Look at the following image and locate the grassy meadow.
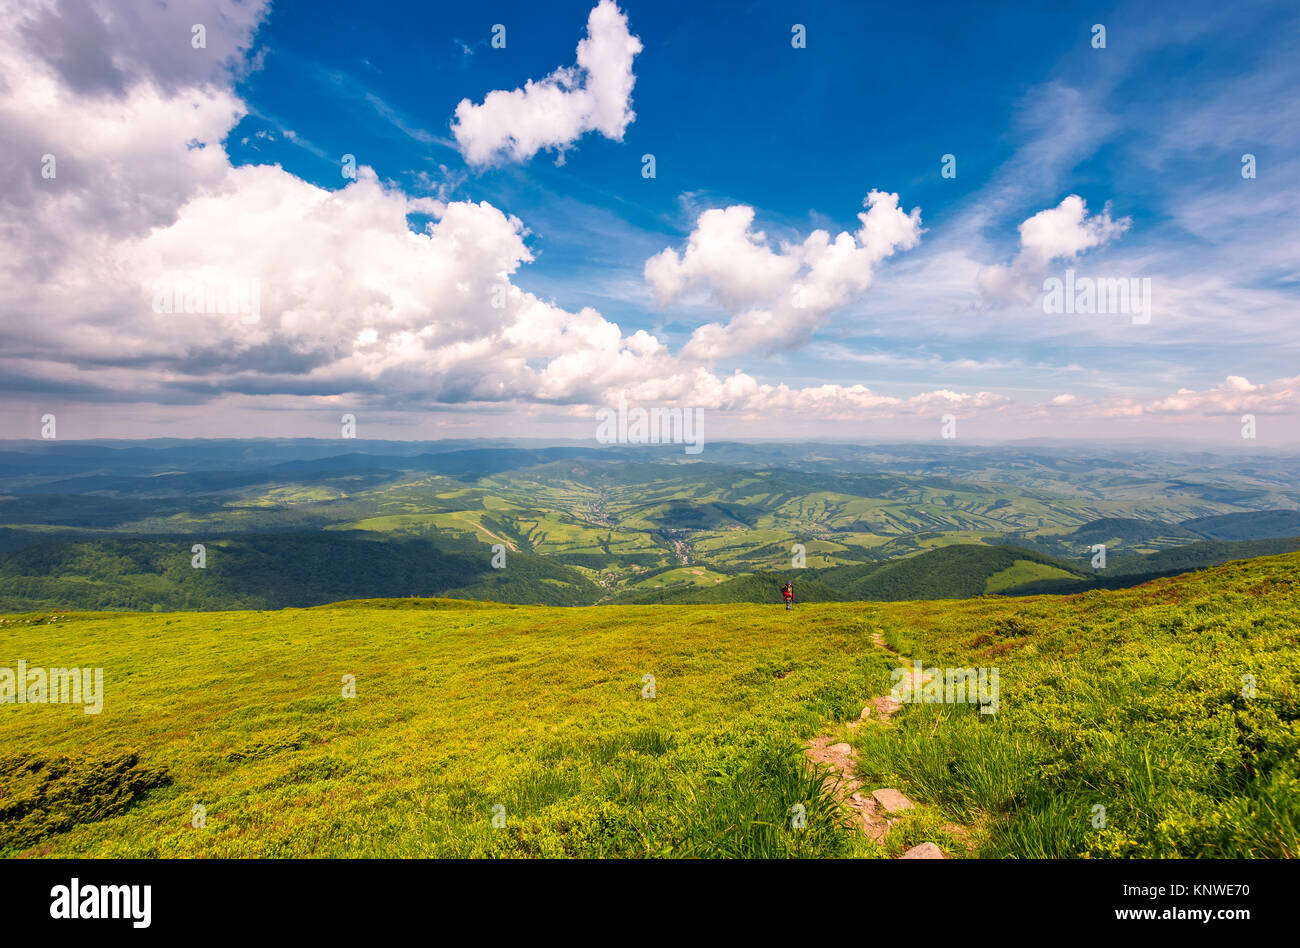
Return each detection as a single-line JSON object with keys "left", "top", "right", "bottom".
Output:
{"left": 1, "top": 553, "right": 1297, "bottom": 858}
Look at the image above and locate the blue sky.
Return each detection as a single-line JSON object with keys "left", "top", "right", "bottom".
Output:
{"left": 1, "top": 0, "right": 1297, "bottom": 443}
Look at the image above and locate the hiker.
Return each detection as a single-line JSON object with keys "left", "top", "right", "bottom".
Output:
{"left": 783, "top": 581, "right": 794, "bottom": 610}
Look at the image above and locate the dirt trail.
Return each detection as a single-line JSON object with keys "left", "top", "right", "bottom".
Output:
{"left": 804, "top": 630, "right": 970, "bottom": 856}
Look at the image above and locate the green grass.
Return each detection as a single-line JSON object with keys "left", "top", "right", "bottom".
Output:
{"left": 631, "top": 567, "right": 728, "bottom": 589}
{"left": 984, "top": 559, "right": 1078, "bottom": 594}
{"left": 2, "top": 553, "right": 1296, "bottom": 858}
{"left": 852, "top": 554, "right": 1300, "bottom": 858}
{"left": 0, "top": 600, "right": 895, "bottom": 857}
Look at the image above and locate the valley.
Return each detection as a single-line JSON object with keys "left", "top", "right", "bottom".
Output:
{"left": 1, "top": 440, "right": 1297, "bottom": 612}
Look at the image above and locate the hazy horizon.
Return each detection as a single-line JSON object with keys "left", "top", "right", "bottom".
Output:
{"left": 5, "top": 433, "right": 1300, "bottom": 452}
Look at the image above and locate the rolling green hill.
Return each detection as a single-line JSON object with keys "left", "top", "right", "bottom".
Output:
{"left": 3, "top": 552, "right": 1296, "bottom": 858}
{"left": 612, "top": 538, "right": 1300, "bottom": 605}
{"left": 8, "top": 440, "right": 1298, "bottom": 581}
{"left": 8, "top": 532, "right": 1296, "bottom": 612}
{"left": 1106, "top": 537, "right": 1300, "bottom": 575}
{"left": 0, "top": 534, "right": 601, "bottom": 611}
{"left": 1059, "top": 516, "right": 1201, "bottom": 547}
{"left": 3, "top": 440, "right": 1298, "bottom": 606}
{"left": 815, "top": 545, "right": 1092, "bottom": 600}
{"left": 1181, "top": 509, "right": 1300, "bottom": 541}
{"left": 629, "top": 545, "right": 1095, "bottom": 604}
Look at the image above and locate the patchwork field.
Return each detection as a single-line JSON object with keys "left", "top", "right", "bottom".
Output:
{"left": 4, "top": 442, "right": 1299, "bottom": 610}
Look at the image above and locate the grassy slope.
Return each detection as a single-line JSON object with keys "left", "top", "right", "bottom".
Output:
{"left": 1, "top": 553, "right": 1296, "bottom": 858}
{"left": 613, "top": 571, "right": 843, "bottom": 605}
{"left": 1106, "top": 537, "right": 1300, "bottom": 575}
{"left": 0, "top": 599, "right": 893, "bottom": 858}
{"left": 983, "top": 559, "right": 1077, "bottom": 593}
{"left": 854, "top": 554, "right": 1299, "bottom": 857}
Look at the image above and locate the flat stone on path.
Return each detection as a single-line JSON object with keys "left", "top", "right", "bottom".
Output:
{"left": 871, "top": 788, "right": 915, "bottom": 813}
{"left": 829, "top": 742, "right": 852, "bottom": 755}
{"left": 869, "top": 696, "right": 903, "bottom": 718}
{"left": 901, "top": 842, "right": 945, "bottom": 859}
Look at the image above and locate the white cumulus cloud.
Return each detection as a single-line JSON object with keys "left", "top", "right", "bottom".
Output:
{"left": 0, "top": 0, "right": 1014, "bottom": 435}
{"left": 646, "top": 191, "right": 923, "bottom": 360}
{"left": 978, "top": 194, "right": 1130, "bottom": 306}
{"left": 451, "top": 0, "right": 642, "bottom": 166}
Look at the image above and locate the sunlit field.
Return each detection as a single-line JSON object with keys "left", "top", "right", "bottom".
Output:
{"left": 4, "top": 554, "right": 1295, "bottom": 858}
